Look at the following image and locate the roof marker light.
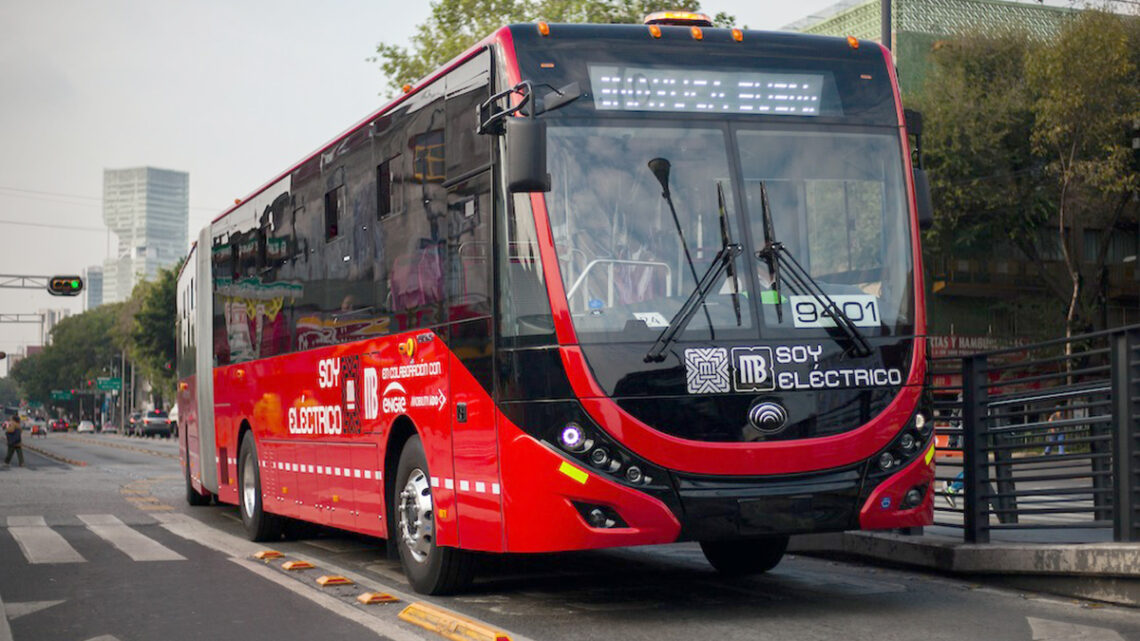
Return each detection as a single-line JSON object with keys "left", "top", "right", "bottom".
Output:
{"left": 691, "top": 26, "right": 703, "bottom": 40}
{"left": 643, "top": 11, "right": 713, "bottom": 27}
{"left": 732, "top": 28, "right": 743, "bottom": 42}
{"left": 537, "top": 21, "right": 549, "bottom": 36}
{"left": 401, "top": 84, "right": 412, "bottom": 94}
{"left": 648, "top": 24, "right": 662, "bottom": 38}
{"left": 847, "top": 35, "right": 859, "bottom": 49}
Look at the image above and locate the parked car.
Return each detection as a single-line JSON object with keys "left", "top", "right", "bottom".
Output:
{"left": 50, "top": 418, "right": 68, "bottom": 432}
{"left": 127, "top": 411, "right": 142, "bottom": 436}
{"left": 76, "top": 420, "right": 96, "bottom": 433}
{"left": 102, "top": 422, "right": 119, "bottom": 434}
{"left": 167, "top": 404, "right": 179, "bottom": 438}
{"left": 141, "top": 409, "right": 171, "bottom": 437}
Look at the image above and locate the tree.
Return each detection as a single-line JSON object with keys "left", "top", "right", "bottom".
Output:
{"left": 372, "top": 0, "right": 733, "bottom": 93}
{"left": 1026, "top": 9, "right": 1140, "bottom": 341}
{"left": 128, "top": 262, "right": 182, "bottom": 405}
{"left": 0, "top": 377, "right": 21, "bottom": 406}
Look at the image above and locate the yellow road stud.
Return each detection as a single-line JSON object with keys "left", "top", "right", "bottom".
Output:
{"left": 316, "top": 575, "right": 353, "bottom": 586}
{"left": 357, "top": 592, "right": 400, "bottom": 604}
{"left": 281, "top": 560, "right": 314, "bottom": 570}
{"left": 399, "top": 602, "right": 512, "bottom": 641}
{"left": 254, "top": 550, "right": 283, "bottom": 560}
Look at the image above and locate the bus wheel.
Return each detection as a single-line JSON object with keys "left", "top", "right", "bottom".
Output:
{"left": 185, "top": 464, "right": 211, "bottom": 506}
{"left": 238, "top": 436, "right": 282, "bottom": 541}
{"left": 395, "top": 435, "right": 475, "bottom": 594}
{"left": 700, "top": 535, "right": 789, "bottom": 576}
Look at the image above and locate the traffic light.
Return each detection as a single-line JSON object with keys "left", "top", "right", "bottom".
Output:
{"left": 48, "top": 276, "right": 84, "bottom": 297}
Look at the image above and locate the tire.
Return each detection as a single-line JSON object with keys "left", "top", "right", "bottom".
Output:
{"left": 238, "top": 435, "right": 283, "bottom": 541}
{"left": 394, "top": 435, "right": 475, "bottom": 594}
{"left": 185, "top": 462, "right": 212, "bottom": 506}
{"left": 700, "top": 535, "right": 790, "bottom": 576}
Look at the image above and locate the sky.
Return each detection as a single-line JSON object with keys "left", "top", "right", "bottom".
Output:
{"left": 0, "top": 0, "right": 1069, "bottom": 371}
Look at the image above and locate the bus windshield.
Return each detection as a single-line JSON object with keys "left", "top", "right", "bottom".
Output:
{"left": 544, "top": 121, "right": 914, "bottom": 344}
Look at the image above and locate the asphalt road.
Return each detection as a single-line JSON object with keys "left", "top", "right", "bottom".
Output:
{"left": 3, "top": 433, "right": 1140, "bottom": 641}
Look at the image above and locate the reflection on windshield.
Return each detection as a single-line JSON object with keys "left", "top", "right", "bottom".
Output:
{"left": 545, "top": 125, "right": 751, "bottom": 342}
{"left": 737, "top": 130, "right": 913, "bottom": 334}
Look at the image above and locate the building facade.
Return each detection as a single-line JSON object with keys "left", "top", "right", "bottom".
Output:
{"left": 102, "top": 167, "right": 189, "bottom": 303}
{"left": 83, "top": 265, "right": 103, "bottom": 310}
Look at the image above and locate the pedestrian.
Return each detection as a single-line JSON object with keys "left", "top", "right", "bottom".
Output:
{"left": 1044, "top": 410, "right": 1066, "bottom": 455}
{"left": 4, "top": 415, "right": 25, "bottom": 467}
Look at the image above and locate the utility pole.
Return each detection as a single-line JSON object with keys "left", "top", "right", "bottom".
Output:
{"left": 881, "top": 0, "right": 892, "bottom": 51}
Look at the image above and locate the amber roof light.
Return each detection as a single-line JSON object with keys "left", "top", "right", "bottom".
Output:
{"left": 643, "top": 11, "right": 714, "bottom": 27}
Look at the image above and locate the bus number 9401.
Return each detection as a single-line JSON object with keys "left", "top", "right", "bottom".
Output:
{"left": 788, "top": 295, "right": 881, "bottom": 328}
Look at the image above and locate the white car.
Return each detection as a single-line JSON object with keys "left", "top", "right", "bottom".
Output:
{"left": 76, "top": 420, "right": 96, "bottom": 433}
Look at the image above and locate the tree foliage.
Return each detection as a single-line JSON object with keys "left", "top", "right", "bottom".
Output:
{"left": 10, "top": 303, "right": 125, "bottom": 406}
{"left": 372, "top": 0, "right": 733, "bottom": 93}
{"left": 913, "top": 9, "right": 1140, "bottom": 334}
{"left": 128, "top": 262, "right": 181, "bottom": 402}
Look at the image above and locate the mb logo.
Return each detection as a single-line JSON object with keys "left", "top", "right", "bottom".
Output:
{"left": 732, "top": 347, "right": 775, "bottom": 392}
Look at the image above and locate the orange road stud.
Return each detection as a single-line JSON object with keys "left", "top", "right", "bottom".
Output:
{"left": 281, "top": 560, "right": 314, "bottom": 570}
{"left": 357, "top": 592, "right": 400, "bottom": 605}
{"left": 316, "top": 575, "right": 353, "bottom": 586}
{"left": 254, "top": 550, "right": 283, "bottom": 560}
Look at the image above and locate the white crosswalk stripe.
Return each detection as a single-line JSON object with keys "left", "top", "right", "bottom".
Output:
{"left": 4, "top": 515, "right": 185, "bottom": 564}
{"left": 6, "top": 516, "right": 85, "bottom": 564}
{"left": 78, "top": 514, "right": 185, "bottom": 561}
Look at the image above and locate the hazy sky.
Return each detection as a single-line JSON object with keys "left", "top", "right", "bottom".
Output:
{"left": 0, "top": 0, "right": 1064, "bottom": 366}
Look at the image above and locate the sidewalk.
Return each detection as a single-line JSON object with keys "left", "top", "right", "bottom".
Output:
{"left": 789, "top": 529, "right": 1140, "bottom": 607}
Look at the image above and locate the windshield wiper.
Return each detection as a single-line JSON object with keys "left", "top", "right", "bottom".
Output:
{"left": 645, "top": 238, "right": 741, "bottom": 363}
{"left": 753, "top": 182, "right": 872, "bottom": 358}
{"left": 717, "top": 181, "right": 742, "bottom": 328}
{"left": 648, "top": 157, "right": 714, "bottom": 338}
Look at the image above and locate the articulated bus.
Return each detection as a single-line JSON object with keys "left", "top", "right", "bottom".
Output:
{"left": 177, "top": 13, "right": 935, "bottom": 594}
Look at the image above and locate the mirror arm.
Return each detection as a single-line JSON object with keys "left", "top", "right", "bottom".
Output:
{"left": 477, "top": 81, "right": 534, "bottom": 135}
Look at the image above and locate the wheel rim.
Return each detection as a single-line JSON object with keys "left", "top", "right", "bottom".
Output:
{"left": 241, "top": 452, "right": 257, "bottom": 519}
{"left": 398, "top": 468, "right": 433, "bottom": 563}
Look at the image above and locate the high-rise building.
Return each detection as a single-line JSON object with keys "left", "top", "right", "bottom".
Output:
{"left": 37, "top": 308, "right": 71, "bottom": 345}
{"left": 84, "top": 265, "right": 104, "bottom": 310}
{"left": 102, "top": 167, "right": 189, "bottom": 303}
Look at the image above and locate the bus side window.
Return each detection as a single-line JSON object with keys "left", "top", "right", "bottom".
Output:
{"left": 377, "top": 156, "right": 398, "bottom": 219}
{"left": 325, "top": 167, "right": 345, "bottom": 241}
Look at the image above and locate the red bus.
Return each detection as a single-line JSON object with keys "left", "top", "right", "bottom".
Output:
{"left": 177, "top": 15, "right": 935, "bottom": 594}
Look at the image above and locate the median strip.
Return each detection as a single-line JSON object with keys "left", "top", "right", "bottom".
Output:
{"left": 21, "top": 444, "right": 87, "bottom": 467}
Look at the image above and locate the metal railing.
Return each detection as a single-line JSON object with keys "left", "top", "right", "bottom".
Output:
{"left": 930, "top": 325, "right": 1140, "bottom": 543}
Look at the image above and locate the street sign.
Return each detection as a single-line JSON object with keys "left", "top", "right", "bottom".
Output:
{"left": 96, "top": 377, "right": 122, "bottom": 391}
{"left": 50, "top": 390, "right": 73, "bottom": 401}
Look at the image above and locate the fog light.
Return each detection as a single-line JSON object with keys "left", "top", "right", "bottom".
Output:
{"left": 589, "top": 448, "right": 610, "bottom": 468}
{"left": 625, "top": 466, "right": 643, "bottom": 484}
{"left": 587, "top": 508, "right": 610, "bottom": 528}
{"left": 915, "top": 413, "right": 928, "bottom": 431}
{"left": 900, "top": 432, "right": 916, "bottom": 451}
{"left": 878, "top": 452, "right": 895, "bottom": 470}
{"left": 559, "top": 422, "right": 589, "bottom": 453}
{"left": 905, "top": 488, "right": 924, "bottom": 507}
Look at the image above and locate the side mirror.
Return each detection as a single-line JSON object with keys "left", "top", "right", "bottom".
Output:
{"left": 506, "top": 118, "right": 550, "bottom": 193}
{"left": 913, "top": 167, "right": 934, "bottom": 230}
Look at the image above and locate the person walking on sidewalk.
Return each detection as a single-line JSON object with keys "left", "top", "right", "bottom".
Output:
{"left": 4, "top": 415, "right": 25, "bottom": 467}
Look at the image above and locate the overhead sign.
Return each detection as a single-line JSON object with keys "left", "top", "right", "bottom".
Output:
{"left": 50, "top": 390, "right": 73, "bottom": 401}
{"left": 96, "top": 377, "right": 122, "bottom": 391}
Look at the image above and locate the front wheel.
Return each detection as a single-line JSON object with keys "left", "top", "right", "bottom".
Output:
{"left": 700, "top": 536, "right": 789, "bottom": 576}
{"left": 238, "top": 435, "right": 283, "bottom": 541}
{"left": 394, "top": 435, "right": 475, "bottom": 594}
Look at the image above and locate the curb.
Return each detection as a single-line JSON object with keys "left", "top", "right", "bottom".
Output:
{"left": 21, "top": 444, "right": 87, "bottom": 467}
{"left": 789, "top": 531, "right": 1140, "bottom": 606}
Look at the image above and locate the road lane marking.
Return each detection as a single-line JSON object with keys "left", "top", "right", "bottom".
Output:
{"left": 5, "top": 516, "right": 85, "bottom": 564}
{"left": 77, "top": 514, "right": 185, "bottom": 561}
{"left": 4, "top": 600, "right": 65, "bottom": 619}
{"left": 1028, "top": 616, "right": 1126, "bottom": 640}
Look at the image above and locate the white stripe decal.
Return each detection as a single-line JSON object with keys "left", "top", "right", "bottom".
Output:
{"left": 431, "top": 477, "right": 439, "bottom": 488}
{"left": 444, "top": 479, "right": 454, "bottom": 490}
{"left": 364, "top": 470, "right": 372, "bottom": 480}
{"left": 492, "top": 483, "right": 501, "bottom": 495}
{"left": 459, "top": 480, "right": 470, "bottom": 492}
{"left": 475, "top": 482, "right": 486, "bottom": 493}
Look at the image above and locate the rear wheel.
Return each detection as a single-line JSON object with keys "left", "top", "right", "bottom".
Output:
{"left": 238, "top": 435, "right": 283, "bottom": 541}
{"left": 700, "top": 536, "right": 789, "bottom": 576}
{"left": 394, "top": 435, "right": 475, "bottom": 594}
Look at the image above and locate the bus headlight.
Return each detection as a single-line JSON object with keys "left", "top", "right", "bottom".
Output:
{"left": 558, "top": 422, "right": 591, "bottom": 453}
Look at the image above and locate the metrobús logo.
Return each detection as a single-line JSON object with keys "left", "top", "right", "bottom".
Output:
{"left": 381, "top": 381, "right": 408, "bottom": 415}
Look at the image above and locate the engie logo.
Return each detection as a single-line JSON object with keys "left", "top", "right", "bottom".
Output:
{"left": 382, "top": 381, "right": 407, "bottom": 415}
{"left": 732, "top": 347, "right": 775, "bottom": 392}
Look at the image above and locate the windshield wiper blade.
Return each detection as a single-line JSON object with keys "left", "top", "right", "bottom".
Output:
{"left": 755, "top": 182, "right": 783, "bottom": 323}
{"left": 645, "top": 241, "right": 742, "bottom": 363}
{"left": 717, "top": 181, "right": 742, "bottom": 327}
